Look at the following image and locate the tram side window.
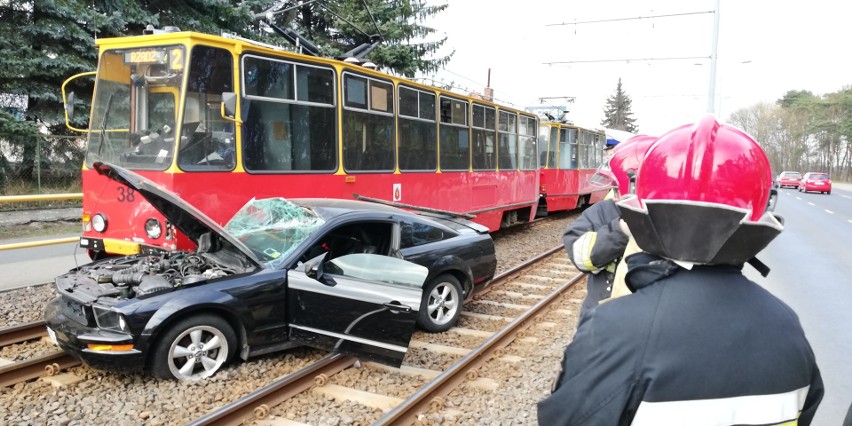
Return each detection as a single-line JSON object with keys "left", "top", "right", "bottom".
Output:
{"left": 241, "top": 56, "right": 336, "bottom": 172}
{"left": 398, "top": 86, "right": 437, "bottom": 171}
{"left": 177, "top": 46, "right": 235, "bottom": 171}
{"left": 559, "top": 128, "right": 578, "bottom": 169}
{"left": 578, "top": 130, "right": 591, "bottom": 169}
{"left": 546, "top": 126, "right": 558, "bottom": 167}
{"left": 472, "top": 104, "right": 496, "bottom": 171}
{"left": 498, "top": 111, "right": 517, "bottom": 170}
{"left": 593, "top": 132, "right": 604, "bottom": 167}
{"left": 343, "top": 74, "right": 394, "bottom": 172}
{"left": 518, "top": 116, "right": 537, "bottom": 170}
{"left": 439, "top": 97, "right": 470, "bottom": 171}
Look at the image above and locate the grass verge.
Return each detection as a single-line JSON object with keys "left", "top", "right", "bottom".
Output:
{"left": 0, "top": 221, "right": 81, "bottom": 240}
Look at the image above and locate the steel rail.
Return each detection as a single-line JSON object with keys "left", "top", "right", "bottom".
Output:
{"left": 0, "top": 320, "right": 48, "bottom": 347}
{"left": 375, "top": 265, "right": 584, "bottom": 424}
{"left": 187, "top": 353, "right": 357, "bottom": 426}
{"left": 0, "top": 350, "right": 80, "bottom": 387}
{"left": 479, "top": 244, "right": 565, "bottom": 291}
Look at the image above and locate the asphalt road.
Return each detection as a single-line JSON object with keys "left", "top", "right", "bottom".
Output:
{"left": 0, "top": 234, "right": 89, "bottom": 291}
{"left": 744, "top": 183, "right": 852, "bottom": 426}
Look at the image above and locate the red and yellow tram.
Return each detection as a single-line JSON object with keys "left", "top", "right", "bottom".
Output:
{"left": 64, "top": 28, "right": 607, "bottom": 257}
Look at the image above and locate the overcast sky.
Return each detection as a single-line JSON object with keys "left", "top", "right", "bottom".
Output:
{"left": 419, "top": 0, "right": 852, "bottom": 135}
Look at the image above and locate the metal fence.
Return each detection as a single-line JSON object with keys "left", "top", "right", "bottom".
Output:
{"left": 0, "top": 133, "right": 84, "bottom": 210}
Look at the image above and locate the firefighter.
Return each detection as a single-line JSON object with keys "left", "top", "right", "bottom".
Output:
{"left": 562, "top": 135, "right": 657, "bottom": 317}
{"left": 539, "top": 116, "right": 823, "bottom": 425}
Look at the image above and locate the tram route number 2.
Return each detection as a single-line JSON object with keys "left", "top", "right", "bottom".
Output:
{"left": 117, "top": 187, "right": 136, "bottom": 202}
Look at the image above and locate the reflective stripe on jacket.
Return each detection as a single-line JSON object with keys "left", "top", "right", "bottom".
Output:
{"left": 562, "top": 199, "right": 628, "bottom": 315}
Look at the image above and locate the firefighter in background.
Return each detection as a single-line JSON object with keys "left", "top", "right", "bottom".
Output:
{"left": 539, "top": 116, "right": 823, "bottom": 425}
{"left": 562, "top": 135, "right": 657, "bottom": 317}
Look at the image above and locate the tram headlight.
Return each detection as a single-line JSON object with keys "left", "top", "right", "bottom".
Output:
{"left": 145, "top": 218, "right": 162, "bottom": 239}
{"left": 92, "top": 214, "right": 108, "bottom": 233}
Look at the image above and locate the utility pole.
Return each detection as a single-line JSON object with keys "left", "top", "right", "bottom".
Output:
{"left": 706, "top": 0, "right": 720, "bottom": 114}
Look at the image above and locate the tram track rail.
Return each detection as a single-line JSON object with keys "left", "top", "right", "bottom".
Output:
{"left": 0, "top": 320, "right": 47, "bottom": 347}
{"left": 0, "top": 320, "right": 82, "bottom": 387}
{"left": 187, "top": 244, "right": 582, "bottom": 425}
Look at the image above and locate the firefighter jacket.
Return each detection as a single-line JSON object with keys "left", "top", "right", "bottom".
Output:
{"left": 562, "top": 199, "right": 629, "bottom": 316}
{"left": 538, "top": 252, "right": 824, "bottom": 426}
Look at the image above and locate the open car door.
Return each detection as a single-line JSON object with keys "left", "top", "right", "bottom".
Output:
{"left": 286, "top": 253, "right": 427, "bottom": 367}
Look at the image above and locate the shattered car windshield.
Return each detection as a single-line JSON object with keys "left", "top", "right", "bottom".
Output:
{"left": 225, "top": 198, "right": 324, "bottom": 268}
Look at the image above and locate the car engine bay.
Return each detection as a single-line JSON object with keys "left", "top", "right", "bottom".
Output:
{"left": 56, "top": 243, "right": 256, "bottom": 304}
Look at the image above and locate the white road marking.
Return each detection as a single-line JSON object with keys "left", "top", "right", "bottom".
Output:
{"left": 849, "top": 220, "right": 852, "bottom": 225}
{"left": 825, "top": 209, "right": 834, "bottom": 214}
{"left": 808, "top": 202, "right": 815, "bottom": 206}
{"left": 795, "top": 197, "right": 802, "bottom": 200}
{"left": 842, "top": 195, "right": 851, "bottom": 199}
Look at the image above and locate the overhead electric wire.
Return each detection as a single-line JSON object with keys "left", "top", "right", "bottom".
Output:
{"left": 361, "top": 0, "right": 385, "bottom": 41}
{"left": 544, "top": 56, "right": 710, "bottom": 65}
{"left": 546, "top": 10, "right": 714, "bottom": 27}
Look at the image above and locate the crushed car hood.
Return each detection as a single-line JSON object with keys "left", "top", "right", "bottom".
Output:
{"left": 92, "top": 161, "right": 262, "bottom": 267}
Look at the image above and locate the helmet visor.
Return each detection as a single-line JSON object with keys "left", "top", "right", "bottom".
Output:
{"left": 588, "top": 163, "right": 617, "bottom": 190}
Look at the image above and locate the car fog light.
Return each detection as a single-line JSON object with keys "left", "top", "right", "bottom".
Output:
{"left": 145, "top": 218, "right": 162, "bottom": 239}
{"left": 92, "top": 214, "right": 107, "bottom": 232}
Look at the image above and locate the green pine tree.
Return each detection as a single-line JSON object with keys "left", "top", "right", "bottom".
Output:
{"left": 264, "top": 0, "right": 452, "bottom": 77}
{"left": 600, "top": 78, "right": 638, "bottom": 133}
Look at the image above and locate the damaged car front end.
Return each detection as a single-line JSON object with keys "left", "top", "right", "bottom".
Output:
{"left": 45, "top": 162, "right": 429, "bottom": 380}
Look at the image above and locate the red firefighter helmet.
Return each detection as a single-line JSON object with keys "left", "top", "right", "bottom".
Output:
{"left": 609, "top": 135, "right": 657, "bottom": 195}
{"left": 617, "top": 115, "right": 783, "bottom": 265}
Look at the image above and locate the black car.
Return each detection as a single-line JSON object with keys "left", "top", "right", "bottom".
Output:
{"left": 44, "top": 162, "right": 497, "bottom": 380}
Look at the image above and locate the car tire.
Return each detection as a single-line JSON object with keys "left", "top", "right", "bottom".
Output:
{"left": 151, "top": 314, "right": 237, "bottom": 381}
{"left": 828, "top": 191, "right": 831, "bottom": 195}
{"left": 417, "top": 274, "right": 463, "bottom": 333}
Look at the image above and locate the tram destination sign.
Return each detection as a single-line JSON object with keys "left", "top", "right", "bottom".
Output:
{"left": 124, "top": 49, "right": 167, "bottom": 65}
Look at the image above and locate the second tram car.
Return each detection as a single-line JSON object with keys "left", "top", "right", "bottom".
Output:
{"left": 63, "top": 27, "right": 608, "bottom": 257}
{"left": 537, "top": 121, "right": 607, "bottom": 215}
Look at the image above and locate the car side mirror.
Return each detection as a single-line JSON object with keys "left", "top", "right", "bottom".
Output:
{"left": 304, "top": 252, "right": 327, "bottom": 280}
{"left": 767, "top": 188, "right": 778, "bottom": 212}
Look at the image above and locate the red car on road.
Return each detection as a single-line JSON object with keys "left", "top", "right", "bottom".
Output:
{"left": 775, "top": 171, "right": 802, "bottom": 188}
{"left": 798, "top": 172, "right": 832, "bottom": 194}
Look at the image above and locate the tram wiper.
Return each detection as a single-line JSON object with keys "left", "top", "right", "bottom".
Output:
{"left": 96, "top": 92, "right": 114, "bottom": 159}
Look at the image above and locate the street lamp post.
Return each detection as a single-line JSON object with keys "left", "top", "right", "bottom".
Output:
{"left": 707, "top": 0, "right": 721, "bottom": 114}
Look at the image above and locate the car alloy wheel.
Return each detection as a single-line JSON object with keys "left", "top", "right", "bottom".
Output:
{"left": 152, "top": 314, "right": 236, "bottom": 380}
{"left": 418, "top": 274, "right": 462, "bottom": 332}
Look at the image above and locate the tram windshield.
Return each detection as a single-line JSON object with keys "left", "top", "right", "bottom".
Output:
{"left": 86, "top": 46, "right": 185, "bottom": 170}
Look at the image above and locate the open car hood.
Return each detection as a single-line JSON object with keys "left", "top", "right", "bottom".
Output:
{"left": 92, "top": 161, "right": 262, "bottom": 267}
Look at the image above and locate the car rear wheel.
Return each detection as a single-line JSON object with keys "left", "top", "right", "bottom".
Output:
{"left": 151, "top": 314, "right": 236, "bottom": 381}
{"left": 418, "top": 274, "right": 462, "bottom": 333}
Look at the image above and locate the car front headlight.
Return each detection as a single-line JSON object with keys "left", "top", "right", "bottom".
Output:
{"left": 92, "top": 213, "right": 107, "bottom": 232}
{"left": 145, "top": 218, "right": 162, "bottom": 239}
{"left": 93, "top": 305, "right": 129, "bottom": 332}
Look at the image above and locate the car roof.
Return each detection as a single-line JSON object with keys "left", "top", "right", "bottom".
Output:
{"left": 290, "top": 198, "right": 407, "bottom": 216}
{"left": 289, "top": 198, "right": 485, "bottom": 233}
